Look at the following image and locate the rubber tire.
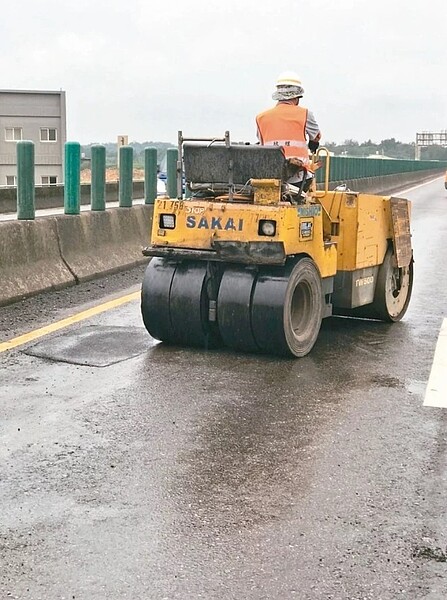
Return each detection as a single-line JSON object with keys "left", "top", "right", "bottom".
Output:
{"left": 168, "top": 261, "right": 221, "bottom": 348}
{"left": 369, "top": 246, "right": 413, "bottom": 322}
{"left": 251, "top": 256, "right": 323, "bottom": 357}
{"left": 141, "top": 258, "right": 221, "bottom": 348}
{"left": 217, "top": 266, "right": 260, "bottom": 353}
{"left": 141, "top": 258, "right": 177, "bottom": 342}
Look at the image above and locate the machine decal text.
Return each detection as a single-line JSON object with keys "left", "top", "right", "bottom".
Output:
{"left": 300, "top": 221, "right": 313, "bottom": 238}
{"left": 160, "top": 200, "right": 183, "bottom": 212}
{"left": 297, "top": 205, "right": 321, "bottom": 217}
{"left": 186, "top": 216, "right": 244, "bottom": 231}
{"left": 355, "top": 276, "right": 374, "bottom": 287}
{"left": 185, "top": 206, "right": 206, "bottom": 214}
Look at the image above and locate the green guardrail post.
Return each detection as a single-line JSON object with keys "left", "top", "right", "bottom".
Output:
{"left": 166, "top": 148, "right": 178, "bottom": 199}
{"left": 144, "top": 147, "right": 158, "bottom": 204}
{"left": 119, "top": 145, "right": 133, "bottom": 207}
{"left": 64, "top": 141, "right": 81, "bottom": 215}
{"left": 91, "top": 144, "right": 106, "bottom": 211}
{"left": 17, "top": 140, "right": 35, "bottom": 220}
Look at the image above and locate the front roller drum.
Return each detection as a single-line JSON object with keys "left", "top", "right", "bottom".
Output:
{"left": 141, "top": 258, "right": 220, "bottom": 348}
{"left": 141, "top": 257, "right": 177, "bottom": 343}
{"left": 217, "top": 266, "right": 260, "bottom": 353}
{"left": 169, "top": 260, "right": 221, "bottom": 348}
{"left": 251, "top": 257, "right": 324, "bottom": 358}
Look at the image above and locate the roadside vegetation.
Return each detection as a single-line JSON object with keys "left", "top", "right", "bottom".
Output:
{"left": 80, "top": 138, "right": 447, "bottom": 171}
{"left": 80, "top": 141, "right": 175, "bottom": 171}
{"left": 324, "top": 138, "right": 447, "bottom": 160}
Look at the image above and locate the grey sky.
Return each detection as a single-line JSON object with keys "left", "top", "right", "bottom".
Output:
{"left": 2, "top": 0, "right": 446, "bottom": 145}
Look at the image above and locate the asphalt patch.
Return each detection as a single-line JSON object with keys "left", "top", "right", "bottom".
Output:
{"left": 23, "top": 325, "right": 152, "bottom": 367}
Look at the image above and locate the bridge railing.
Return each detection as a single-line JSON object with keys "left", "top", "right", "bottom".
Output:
{"left": 315, "top": 155, "right": 447, "bottom": 184}
{"left": 12, "top": 141, "right": 170, "bottom": 220}
{"left": 7, "top": 142, "right": 447, "bottom": 220}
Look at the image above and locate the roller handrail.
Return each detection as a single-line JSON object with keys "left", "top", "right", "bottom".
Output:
{"left": 311, "top": 146, "right": 331, "bottom": 197}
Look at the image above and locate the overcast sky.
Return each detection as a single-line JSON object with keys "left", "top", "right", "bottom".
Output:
{"left": 2, "top": 0, "right": 446, "bottom": 145}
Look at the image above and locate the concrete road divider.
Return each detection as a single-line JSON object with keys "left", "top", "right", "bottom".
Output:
{"left": 55, "top": 205, "right": 152, "bottom": 282}
{"left": 0, "top": 206, "right": 154, "bottom": 306}
{"left": 0, "top": 219, "right": 76, "bottom": 306}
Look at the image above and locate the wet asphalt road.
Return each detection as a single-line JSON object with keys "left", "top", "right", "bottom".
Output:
{"left": 1, "top": 178, "right": 447, "bottom": 599}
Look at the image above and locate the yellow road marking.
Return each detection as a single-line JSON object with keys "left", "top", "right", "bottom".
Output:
{"left": 0, "top": 291, "right": 140, "bottom": 353}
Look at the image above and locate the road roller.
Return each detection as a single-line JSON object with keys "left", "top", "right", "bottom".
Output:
{"left": 141, "top": 131, "right": 413, "bottom": 357}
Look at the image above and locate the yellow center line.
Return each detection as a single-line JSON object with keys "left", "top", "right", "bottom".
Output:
{"left": 0, "top": 291, "right": 140, "bottom": 353}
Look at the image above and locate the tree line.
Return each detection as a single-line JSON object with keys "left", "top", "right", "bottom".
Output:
{"left": 324, "top": 138, "right": 447, "bottom": 160}
{"left": 81, "top": 137, "right": 447, "bottom": 167}
{"left": 81, "top": 141, "right": 175, "bottom": 170}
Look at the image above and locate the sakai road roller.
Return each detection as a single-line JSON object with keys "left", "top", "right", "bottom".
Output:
{"left": 141, "top": 131, "right": 413, "bottom": 357}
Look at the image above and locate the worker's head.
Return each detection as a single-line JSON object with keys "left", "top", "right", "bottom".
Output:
{"left": 273, "top": 71, "right": 304, "bottom": 102}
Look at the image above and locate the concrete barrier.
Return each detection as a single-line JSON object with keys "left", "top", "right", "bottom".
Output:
{"left": 0, "top": 219, "right": 76, "bottom": 306}
{"left": 0, "top": 206, "right": 153, "bottom": 306}
{"left": 55, "top": 205, "right": 152, "bottom": 282}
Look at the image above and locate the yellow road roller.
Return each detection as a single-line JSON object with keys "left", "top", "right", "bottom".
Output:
{"left": 141, "top": 132, "right": 413, "bottom": 357}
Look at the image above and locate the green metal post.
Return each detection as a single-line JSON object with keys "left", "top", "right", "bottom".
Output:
{"left": 91, "top": 144, "right": 106, "bottom": 211}
{"left": 64, "top": 141, "right": 81, "bottom": 215}
{"left": 119, "top": 145, "right": 133, "bottom": 207}
{"left": 17, "top": 140, "right": 35, "bottom": 220}
{"left": 144, "top": 147, "right": 158, "bottom": 204}
{"left": 166, "top": 148, "right": 178, "bottom": 199}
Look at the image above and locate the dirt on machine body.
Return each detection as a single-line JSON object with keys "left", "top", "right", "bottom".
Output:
{"left": 141, "top": 131, "right": 413, "bottom": 358}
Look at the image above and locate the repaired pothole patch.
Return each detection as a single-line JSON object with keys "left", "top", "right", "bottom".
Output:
{"left": 23, "top": 325, "right": 153, "bottom": 367}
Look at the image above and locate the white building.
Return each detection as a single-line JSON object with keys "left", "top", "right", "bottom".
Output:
{"left": 0, "top": 89, "right": 67, "bottom": 186}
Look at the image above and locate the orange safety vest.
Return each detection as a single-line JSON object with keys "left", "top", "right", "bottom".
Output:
{"left": 256, "top": 103, "right": 310, "bottom": 163}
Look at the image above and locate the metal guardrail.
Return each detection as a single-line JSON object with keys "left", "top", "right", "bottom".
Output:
{"left": 13, "top": 141, "right": 160, "bottom": 220}
{"left": 9, "top": 140, "right": 447, "bottom": 220}
{"left": 315, "top": 155, "right": 447, "bottom": 183}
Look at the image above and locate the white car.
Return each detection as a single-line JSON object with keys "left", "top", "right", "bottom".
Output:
{"left": 157, "top": 177, "right": 166, "bottom": 195}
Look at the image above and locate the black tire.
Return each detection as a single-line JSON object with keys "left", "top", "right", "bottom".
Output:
{"left": 141, "top": 257, "right": 178, "bottom": 343}
{"left": 251, "top": 256, "right": 323, "bottom": 357}
{"left": 169, "top": 261, "right": 221, "bottom": 348}
{"left": 141, "top": 259, "right": 221, "bottom": 348}
{"left": 369, "top": 246, "right": 413, "bottom": 322}
{"left": 141, "top": 258, "right": 177, "bottom": 342}
{"left": 342, "top": 246, "right": 414, "bottom": 321}
{"left": 217, "top": 266, "right": 260, "bottom": 352}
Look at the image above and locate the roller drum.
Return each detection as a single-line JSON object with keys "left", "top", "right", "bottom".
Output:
{"left": 169, "top": 261, "right": 220, "bottom": 348}
{"left": 217, "top": 266, "right": 260, "bottom": 352}
{"left": 141, "top": 258, "right": 177, "bottom": 342}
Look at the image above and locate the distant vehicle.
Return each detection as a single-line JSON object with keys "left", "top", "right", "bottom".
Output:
{"left": 157, "top": 176, "right": 166, "bottom": 195}
{"left": 444, "top": 171, "right": 447, "bottom": 190}
{"left": 157, "top": 171, "right": 186, "bottom": 195}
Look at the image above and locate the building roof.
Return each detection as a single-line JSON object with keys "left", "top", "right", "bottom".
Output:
{"left": 0, "top": 89, "right": 65, "bottom": 95}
